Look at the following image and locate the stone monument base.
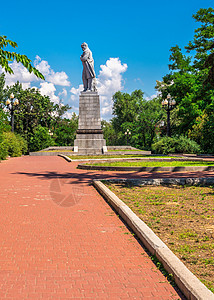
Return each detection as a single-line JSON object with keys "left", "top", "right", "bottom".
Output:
{"left": 74, "top": 129, "right": 107, "bottom": 154}
{"left": 74, "top": 92, "right": 107, "bottom": 155}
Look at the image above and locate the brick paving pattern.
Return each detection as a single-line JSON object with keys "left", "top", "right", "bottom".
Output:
{"left": 1, "top": 156, "right": 212, "bottom": 299}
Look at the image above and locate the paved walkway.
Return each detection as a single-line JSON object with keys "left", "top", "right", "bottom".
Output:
{"left": 1, "top": 156, "right": 213, "bottom": 299}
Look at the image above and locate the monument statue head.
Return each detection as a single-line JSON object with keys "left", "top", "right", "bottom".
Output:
{"left": 81, "top": 42, "right": 88, "bottom": 51}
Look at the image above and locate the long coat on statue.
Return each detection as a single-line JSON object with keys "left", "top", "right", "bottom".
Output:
{"left": 80, "top": 48, "right": 96, "bottom": 80}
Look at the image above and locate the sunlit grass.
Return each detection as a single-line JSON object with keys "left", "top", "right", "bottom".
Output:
{"left": 88, "top": 160, "right": 214, "bottom": 167}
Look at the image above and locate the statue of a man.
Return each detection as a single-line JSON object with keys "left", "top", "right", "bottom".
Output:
{"left": 80, "top": 42, "right": 96, "bottom": 92}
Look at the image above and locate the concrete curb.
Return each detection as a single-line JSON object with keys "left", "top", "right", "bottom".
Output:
{"left": 29, "top": 151, "right": 150, "bottom": 156}
{"left": 104, "top": 177, "right": 214, "bottom": 186}
{"left": 58, "top": 155, "right": 208, "bottom": 163}
{"left": 58, "top": 154, "right": 72, "bottom": 162}
{"left": 30, "top": 152, "right": 74, "bottom": 156}
{"left": 78, "top": 164, "right": 214, "bottom": 173}
{"left": 93, "top": 179, "right": 214, "bottom": 300}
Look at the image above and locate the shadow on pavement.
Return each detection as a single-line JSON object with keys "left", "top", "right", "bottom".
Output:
{"left": 13, "top": 169, "right": 214, "bottom": 185}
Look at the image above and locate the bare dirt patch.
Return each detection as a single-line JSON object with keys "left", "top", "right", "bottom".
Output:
{"left": 106, "top": 182, "right": 214, "bottom": 293}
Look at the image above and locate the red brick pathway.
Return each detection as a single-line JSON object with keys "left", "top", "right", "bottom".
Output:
{"left": 1, "top": 156, "right": 211, "bottom": 299}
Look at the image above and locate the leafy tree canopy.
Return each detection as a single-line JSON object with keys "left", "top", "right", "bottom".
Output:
{"left": 0, "top": 80, "right": 73, "bottom": 150}
{"left": 0, "top": 35, "right": 44, "bottom": 80}
{"left": 111, "top": 90, "right": 163, "bottom": 149}
{"left": 156, "top": 7, "right": 214, "bottom": 138}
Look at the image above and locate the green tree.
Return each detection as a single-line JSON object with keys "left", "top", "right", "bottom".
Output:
{"left": 0, "top": 75, "right": 10, "bottom": 133}
{"left": 112, "top": 90, "right": 144, "bottom": 132}
{"left": 188, "top": 107, "right": 214, "bottom": 153}
{"left": 0, "top": 73, "right": 10, "bottom": 133}
{"left": 136, "top": 97, "right": 163, "bottom": 149}
{"left": 29, "top": 126, "right": 55, "bottom": 152}
{"left": 54, "top": 113, "right": 78, "bottom": 146}
{"left": 0, "top": 108, "right": 10, "bottom": 134}
{"left": 111, "top": 90, "right": 163, "bottom": 149}
{"left": 101, "top": 120, "right": 119, "bottom": 146}
{"left": 158, "top": 46, "right": 205, "bottom": 134}
{"left": 0, "top": 73, "right": 6, "bottom": 102}
{"left": 4, "top": 83, "right": 54, "bottom": 139}
{"left": 112, "top": 90, "right": 144, "bottom": 145}
{"left": 1, "top": 83, "right": 72, "bottom": 150}
{"left": 51, "top": 101, "right": 72, "bottom": 132}
{"left": 186, "top": 8, "right": 214, "bottom": 78}
{"left": 0, "top": 35, "right": 44, "bottom": 79}
{"left": 156, "top": 7, "right": 214, "bottom": 153}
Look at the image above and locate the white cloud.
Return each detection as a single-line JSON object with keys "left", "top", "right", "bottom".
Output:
{"left": 69, "top": 84, "right": 83, "bottom": 112}
{"left": 34, "top": 56, "right": 70, "bottom": 86}
{"left": 70, "top": 84, "right": 83, "bottom": 95}
{"left": 101, "top": 105, "right": 112, "bottom": 116}
{"left": 21, "top": 82, "right": 31, "bottom": 89}
{"left": 145, "top": 93, "right": 158, "bottom": 101}
{"left": 39, "top": 82, "right": 60, "bottom": 104}
{"left": 0, "top": 61, "right": 38, "bottom": 88}
{"left": 1, "top": 56, "right": 71, "bottom": 105}
{"left": 33, "top": 56, "right": 50, "bottom": 76}
{"left": 97, "top": 58, "right": 127, "bottom": 95}
{"left": 70, "top": 105, "right": 79, "bottom": 115}
{"left": 70, "top": 95, "right": 76, "bottom": 101}
{"left": 97, "top": 58, "right": 127, "bottom": 119}
{"left": 1, "top": 56, "right": 70, "bottom": 90}
{"left": 58, "top": 88, "right": 68, "bottom": 98}
{"left": 63, "top": 111, "right": 75, "bottom": 119}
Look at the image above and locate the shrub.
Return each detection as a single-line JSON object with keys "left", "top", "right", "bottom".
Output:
{"left": 176, "top": 136, "right": 201, "bottom": 154}
{"left": 2, "top": 132, "right": 23, "bottom": 157}
{"left": 152, "top": 136, "right": 201, "bottom": 154}
{"left": 0, "top": 132, "right": 28, "bottom": 160}
{"left": 16, "top": 134, "right": 28, "bottom": 154}
{"left": 188, "top": 112, "right": 214, "bottom": 154}
{"left": 0, "top": 136, "right": 8, "bottom": 160}
{"left": 29, "top": 126, "right": 55, "bottom": 152}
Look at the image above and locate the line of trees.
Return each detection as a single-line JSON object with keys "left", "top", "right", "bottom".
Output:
{"left": 103, "top": 7, "right": 214, "bottom": 154}
{"left": 102, "top": 90, "right": 163, "bottom": 150}
{"left": 0, "top": 74, "right": 78, "bottom": 153}
{"left": 0, "top": 35, "right": 78, "bottom": 158}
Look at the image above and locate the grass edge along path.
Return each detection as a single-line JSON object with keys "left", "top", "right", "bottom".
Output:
{"left": 86, "top": 160, "right": 214, "bottom": 167}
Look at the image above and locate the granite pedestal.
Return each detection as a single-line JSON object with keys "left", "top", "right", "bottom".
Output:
{"left": 74, "top": 91, "right": 107, "bottom": 154}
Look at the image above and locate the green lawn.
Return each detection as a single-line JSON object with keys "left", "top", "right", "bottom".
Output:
{"left": 88, "top": 160, "right": 214, "bottom": 167}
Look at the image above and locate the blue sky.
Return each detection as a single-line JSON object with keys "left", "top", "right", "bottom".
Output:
{"left": 0, "top": 0, "right": 213, "bottom": 119}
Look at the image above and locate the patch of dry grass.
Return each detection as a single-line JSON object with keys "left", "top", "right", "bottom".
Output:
{"left": 106, "top": 182, "right": 214, "bottom": 293}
